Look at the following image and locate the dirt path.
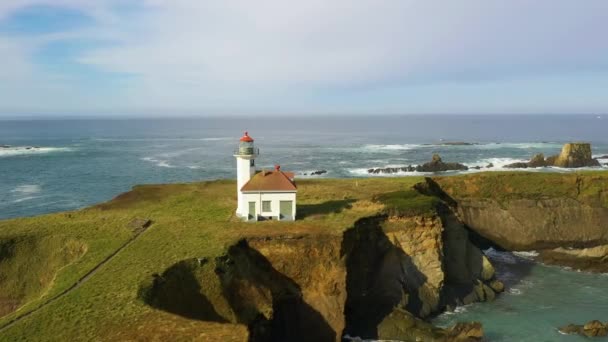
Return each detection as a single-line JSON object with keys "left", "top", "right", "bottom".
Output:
{"left": 0, "top": 221, "right": 152, "bottom": 333}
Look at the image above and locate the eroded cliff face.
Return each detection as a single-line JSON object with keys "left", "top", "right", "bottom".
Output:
{"left": 342, "top": 213, "right": 500, "bottom": 341}
{"left": 142, "top": 210, "right": 501, "bottom": 342}
{"left": 429, "top": 173, "right": 608, "bottom": 272}
{"left": 454, "top": 198, "right": 608, "bottom": 251}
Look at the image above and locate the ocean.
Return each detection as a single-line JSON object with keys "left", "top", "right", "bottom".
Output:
{"left": 1, "top": 114, "right": 607, "bottom": 341}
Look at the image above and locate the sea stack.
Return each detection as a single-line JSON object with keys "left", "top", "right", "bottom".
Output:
{"left": 504, "top": 142, "right": 601, "bottom": 169}
{"left": 552, "top": 142, "right": 600, "bottom": 168}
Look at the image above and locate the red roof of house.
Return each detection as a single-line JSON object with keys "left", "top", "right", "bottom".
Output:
{"left": 240, "top": 131, "right": 254, "bottom": 142}
{"left": 241, "top": 166, "right": 297, "bottom": 192}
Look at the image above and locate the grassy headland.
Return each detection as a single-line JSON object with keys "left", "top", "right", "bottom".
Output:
{"left": 1, "top": 171, "right": 607, "bottom": 340}
{"left": 0, "top": 177, "right": 424, "bottom": 340}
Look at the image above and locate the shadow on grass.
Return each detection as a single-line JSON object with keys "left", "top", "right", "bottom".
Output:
{"left": 141, "top": 241, "right": 336, "bottom": 342}
{"left": 297, "top": 199, "right": 356, "bottom": 219}
{"left": 141, "top": 259, "right": 228, "bottom": 323}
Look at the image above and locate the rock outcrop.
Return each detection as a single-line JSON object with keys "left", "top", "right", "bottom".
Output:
{"left": 368, "top": 154, "right": 468, "bottom": 174}
{"left": 376, "top": 308, "right": 483, "bottom": 342}
{"left": 559, "top": 320, "right": 608, "bottom": 337}
{"left": 539, "top": 244, "right": 608, "bottom": 273}
{"left": 554, "top": 142, "right": 601, "bottom": 168}
{"left": 303, "top": 170, "right": 328, "bottom": 176}
{"left": 504, "top": 143, "right": 601, "bottom": 168}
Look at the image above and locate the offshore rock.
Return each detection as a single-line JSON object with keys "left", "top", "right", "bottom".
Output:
{"left": 368, "top": 154, "right": 468, "bottom": 174}
{"left": 553, "top": 142, "right": 601, "bottom": 168}
{"left": 504, "top": 143, "right": 600, "bottom": 168}
{"left": 377, "top": 308, "right": 483, "bottom": 342}
{"left": 539, "top": 245, "right": 608, "bottom": 273}
{"left": 419, "top": 154, "right": 469, "bottom": 172}
{"left": 559, "top": 320, "right": 608, "bottom": 337}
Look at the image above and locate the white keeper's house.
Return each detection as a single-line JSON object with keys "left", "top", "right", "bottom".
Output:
{"left": 234, "top": 132, "right": 297, "bottom": 221}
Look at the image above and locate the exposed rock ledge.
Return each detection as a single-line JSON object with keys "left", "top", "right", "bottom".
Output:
{"left": 539, "top": 245, "right": 608, "bottom": 273}
{"left": 559, "top": 320, "right": 608, "bottom": 337}
{"left": 368, "top": 154, "right": 468, "bottom": 174}
{"left": 141, "top": 209, "right": 502, "bottom": 341}
{"left": 429, "top": 173, "right": 608, "bottom": 272}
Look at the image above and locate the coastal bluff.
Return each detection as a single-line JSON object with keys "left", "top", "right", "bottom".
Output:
{"left": 431, "top": 172, "right": 608, "bottom": 272}
{"left": 1, "top": 172, "right": 607, "bottom": 341}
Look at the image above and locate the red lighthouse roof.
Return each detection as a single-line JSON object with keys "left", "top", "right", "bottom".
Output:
{"left": 240, "top": 131, "right": 254, "bottom": 142}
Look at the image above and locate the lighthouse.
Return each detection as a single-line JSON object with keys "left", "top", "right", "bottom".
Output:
{"left": 234, "top": 132, "right": 297, "bottom": 221}
{"left": 234, "top": 132, "right": 258, "bottom": 217}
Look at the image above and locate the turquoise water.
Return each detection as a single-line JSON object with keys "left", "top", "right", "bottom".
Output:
{"left": 434, "top": 250, "right": 608, "bottom": 342}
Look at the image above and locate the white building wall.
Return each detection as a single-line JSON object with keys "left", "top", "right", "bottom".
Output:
{"left": 235, "top": 155, "right": 255, "bottom": 217}
{"left": 242, "top": 192, "right": 297, "bottom": 220}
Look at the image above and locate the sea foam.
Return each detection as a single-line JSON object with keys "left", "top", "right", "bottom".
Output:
{"left": 11, "top": 184, "right": 42, "bottom": 194}
{"left": 141, "top": 157, "right": 175, "bottom": 168}
{"left": 362, "top": 144, "right": 422, "bottom": 151}
{"left": 0, "top": 146, "right": 73, "bottom": 157}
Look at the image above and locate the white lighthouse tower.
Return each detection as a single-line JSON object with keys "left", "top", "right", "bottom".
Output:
{"left": 234, "top": 132, "right": 258, "bottom": 218}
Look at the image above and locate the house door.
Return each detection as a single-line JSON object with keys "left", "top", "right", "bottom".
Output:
{"left": 279, "top": 201, "right": 293, "bottom": 220}
{"left": 248, "top": 201, "right": 256, "bottom": 220}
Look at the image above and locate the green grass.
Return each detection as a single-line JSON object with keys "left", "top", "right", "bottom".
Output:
{"left": 0, "top": 235, "right": 86, "bottom": 317}
{"left": 0, "top": 177, "right": 424, "bottom": 341}
{"left": 433, "top": 171, "right": 608, "bottom": 207}
{"left": 375, "top": 189, "right": 440, "bottom": 217}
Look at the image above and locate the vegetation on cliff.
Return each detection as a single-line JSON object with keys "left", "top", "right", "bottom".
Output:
{"left": 0, "top": 177, "right": 431, "bottom": 340}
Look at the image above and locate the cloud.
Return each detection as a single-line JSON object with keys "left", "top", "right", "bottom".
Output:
{"left": 1, "top": 0, "right": 608, "bottom": 115}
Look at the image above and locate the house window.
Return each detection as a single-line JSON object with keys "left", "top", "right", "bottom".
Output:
{"left": 262, "top": 201, "right": 272, "bottom": 212}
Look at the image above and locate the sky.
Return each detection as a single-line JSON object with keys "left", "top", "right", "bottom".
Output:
{"left": 0, "top": 0, "right": 607, "bottom": 117}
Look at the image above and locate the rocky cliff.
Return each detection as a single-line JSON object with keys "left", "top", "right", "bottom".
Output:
{"left": 430, "top": 172, "right": 608, "bottom": 271}
{"left": 142, "top": 210, "right": 501, "bottom": 342}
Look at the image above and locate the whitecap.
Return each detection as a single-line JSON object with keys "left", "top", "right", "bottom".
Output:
{"left": 141, "top": 157, "right": 175, "bottom": 168}
{"left": 12, "top": 196, "right": 41, "bottom": 203}
{"left": 443, "top": 305, "right": 469, "bottom": 315}
{"left": 509, "top": 288, "right": 523, "bottom": 295}
{"left": 476, "top": 142, "right": 563, "bottom": 150}
{"left": 0, "top": 146, "right": 73, "bottom": 157}
{"left": 11, "top": 184, "right": 41, "bottom": 194}
{"left": 512, "top": 251, "right": 540, "bottom": 260}
{"left": 463, "top": 157, "right": 529, "bottom": 170}
{"left": 362, "top": 144, "right": 422, "bottom": 151}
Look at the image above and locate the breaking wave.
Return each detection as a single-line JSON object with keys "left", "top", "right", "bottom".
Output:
{"left": 362, "top": 144, "right": 423, "bottom": 151}
{"left": 141, "top": 157, "right": 175, "bottom": 168}
{"left": 11, "top": 184, "right": 42, "bottom": 194}
{"left": 0, "top": 146, "right": 73, "bottom": 157}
